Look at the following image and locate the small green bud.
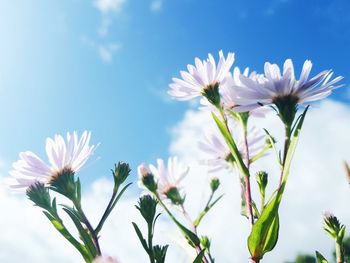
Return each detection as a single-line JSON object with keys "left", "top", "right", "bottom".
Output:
{"left": 165, "top": 187, "right": 184, "bottom": 205}
{"left": 153, "top": 245, "right": 169, "bottom": 263}
{"left": 27, "top": 182, "right": 51, "bottom": 210}
{"left": 113, "top": 162, "right": 131, "bottom": 186}
{"left": 256, "top": 171, "right": 268, "bottom": 195}
{"left": 200, "top": 236, "right": 211, "bottom": 250}
{"left": 201, "top": 82, "right": 221, "bottom": 107}
{"left": 138, "top": 164, "right": 158, "bottom": 192}
{"left": 210, "top": 177, "right": 220, "bottom": 192}
{"left": 323, "top": 212, "right": 345, "bottom": 241}
{"left": 136, "top": 195, "right": 158, "bottom": 224}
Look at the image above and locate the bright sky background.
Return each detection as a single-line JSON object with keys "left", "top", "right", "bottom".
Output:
{"left": 0, "top": 0, "right": 350, "bottom": 262}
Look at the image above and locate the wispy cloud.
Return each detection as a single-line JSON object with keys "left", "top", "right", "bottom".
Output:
{"left": 94, "top": 0, "right": 126, "bottom": 14}
{"left": 150, "top": 0, "right": 163, "bottom": 13}
{"left": 264, "top": 0, "right": 290, "bottom": 16}
{"left": 82, "top": 36, "right": 121, "bottom": 63}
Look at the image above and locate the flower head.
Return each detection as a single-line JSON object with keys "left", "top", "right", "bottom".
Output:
{"left": 9, "top": 131, "right": 95, "bottom": 189}
{"left": 168, "top": 51, "right": 235, "bottom": 103}
{"left": 199, "top": 122, "right": 266, "bottom": 171}
{"left": 234, "top": 59, "right": 343, "bottom": 122}
{"left": 138, "top": 157, "right": 189, "bottom": 205}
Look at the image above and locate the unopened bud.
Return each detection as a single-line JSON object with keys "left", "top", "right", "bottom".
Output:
{"left": 136, "top": 195, "right": 157, "bottom": 224}
{"left": 138, "top": 164, "right": 157, "bottom": 192}
{"left": 256, "top": 171, "right": 268, "bottom": 195}
{"left": 323, "top": 212, "right": 346, "bottom": 241}
{"left": 210, "top": 177, "right": 220, "bottom": 192}
{"left": 27, "top": 182, "right": 51, "bottom": 210}
{"left": 113, "top": 162, "right": 131, "bottom": 186}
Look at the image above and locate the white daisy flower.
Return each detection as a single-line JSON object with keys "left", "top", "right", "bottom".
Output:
{"left": 168, "top": 51, "right": 235, "bottom": 101}
{"left": 9, "top": 131, "right": 96, "bottom": 189}
{"left": 199, "top": 122, "right": 266, "bottom": 171}
{"left": 234, "top": 59, "right": 343, "bottom": 113}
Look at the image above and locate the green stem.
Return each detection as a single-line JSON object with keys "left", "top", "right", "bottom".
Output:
{"left": 95, "top": 185, "right": 119, "bottom": 234}
{"left": 336, "top": 240, "right": 344, "bottom": 263}
{"left": 148, "top": 222, "right": 155, "bottom": 263}
{"left": 74, "top": 199, "right": 102, "bottom": 256}
{"left": 155, "top": 195, "right": 209, "bottom": 263}
{"left": 279, "top": 124, "right": 292, "bottom": 187}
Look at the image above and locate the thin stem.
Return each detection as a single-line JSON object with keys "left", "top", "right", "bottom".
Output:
{"left": 335, "top": 240, "right": 344, "bottom": 263}
{"left": 148, "top": 222, "right": 155, "bottom": 263}
{"left": 156, "top": 196, "right": 209, "bottom": 263}
{"left": 74, "top": 200, "right": 102, "bottom": 256}
{"left": 279, "top": 124, "right": 292, "bottom": 187}
{"left": 241, "top": 116, "right": 254, "bottom": 226}
{"left": 95, "top": 185, "right": 119, "bottom": 234}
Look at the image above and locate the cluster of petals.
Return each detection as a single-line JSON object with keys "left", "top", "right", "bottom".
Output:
{"left": 233, "top": 59, "right": 343, "bottom": 112}
{"left": 168, "top": 50, "right": 235, "bottom": 100}
{"left": 9, "top": 131, "right": 96, "bottom": 189}
{"left": 138, "top": 156, "right": 189, "bottom": 200}
{"left": 199, "top": 122, "right": 265, "bottom": 171}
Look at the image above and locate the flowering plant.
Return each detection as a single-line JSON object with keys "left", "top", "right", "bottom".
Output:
{"left": 8, "top": 51, "right": 346, "bottom": 263}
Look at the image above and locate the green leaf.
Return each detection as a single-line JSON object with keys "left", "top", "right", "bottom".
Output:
{"left": 43, "top": 211, "right": 92, "bottom": 262}
{"left": 315, "top": 251, "right": 328, "bottom": 263}
{"left": 62, "top": 207, "right": 97, "bottom": 258}
{"left": 281, "top": 106, "right": 309, "bottom": 186}
{"left": 193, "top": 250, "right": 206, "bottom": 263}
{"left": 211, "top": 112, "right": 249, "bottom": 177}
{"left": 132, "top": 222, "right": 149, "bottom": 253}
{"left": 247, "top": 191, "right": 282, "bottom": 261}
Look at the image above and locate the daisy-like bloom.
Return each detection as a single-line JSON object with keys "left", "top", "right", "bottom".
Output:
{"left": 93, "top": 256, "right": 119, "bottom": 263}
{"left": 234, "top": 59, "right": 343, "bottom": 123}
{"left": 199, "top": 122, "right": 266, "bottom": 171}
{"left": 138, "top": 157, "right": 189, "bottom": 205}
{"left": 168, "top": 50, "right": 235, "bottom": 104}
{"left": 9, "top": 131, "right": 96, "bottom": 189}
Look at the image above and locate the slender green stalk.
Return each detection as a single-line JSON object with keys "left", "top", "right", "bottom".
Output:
{"left": 148, "top": 222, "right": 155, "bottom": 263}
{"left": 155, "top": 195, "right": 209, "bottom": 263}
{"left": 279, "top": 124, "right": 292, "bottom": 187}
{"left": 74, "top": 199, "right": 102, "bottom": 256}
{"left": 335, "top": 240, "right": 344, "bottom": 263}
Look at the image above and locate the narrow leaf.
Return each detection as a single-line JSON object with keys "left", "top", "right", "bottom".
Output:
{"left": 315, "top": 251, "right": 328, "bottom": 263}
{"left": 132, "top": 222, "right": 149, "bottom": 253}
{"left": 193, "top": 250, "right": 206, "bottom": 263}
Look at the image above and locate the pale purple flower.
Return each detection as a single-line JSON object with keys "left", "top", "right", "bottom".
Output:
{"left": 138, "top": 157, "right": 189, "bottom": 201}
{"left": 93, "top": 256, "right": 119, "bottom": 263}
{"left": 9, "top": 131, "right": 96, "bottom": 189}
{"left": 234, "top": 59, "right": 343, "bottom": 112}
{"left": 199, "top": 122, "right": 265, "bottom": 171}
{"left": 168, "top": 51, "right": 235, "bottom": 100}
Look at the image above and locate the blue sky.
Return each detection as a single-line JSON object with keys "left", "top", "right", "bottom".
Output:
{"left": 1, "top": 1, "right": 350, "bottom": 262}
{"left": 0, "top": 0, "right": 349, "bottom": 186}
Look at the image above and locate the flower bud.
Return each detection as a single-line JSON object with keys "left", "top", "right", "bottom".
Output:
{"left": 26, "top": 182, "right": 51, "bottom": 211}
{"left": 138, "top": 164, "right": 157, "bottom": 192}
{"left": 113, "top": 162, "right": 131, "bottom": 186}
{"left": 323, "top": 212, "right": 346, "bottom": 241}
{"left": 210, "top": 177, "right": 220, "bottom": 192}
{"left": 201, "top": 236, "right": 211, "bottom": 250}
{"left": 136, "top": 195, "right": 157, "bottom": 224}
{"left": 256, "top": 171, "right": 268, "bottom": 195}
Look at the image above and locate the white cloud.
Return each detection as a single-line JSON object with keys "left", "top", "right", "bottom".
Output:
{"left": 150, "top": 0, "right": 163, "bottom": 13}
{"left": 98, "top": 43, "right": 121, "bottom": 63}
{"left": 2, "top": 99, "right": 350, "bottom": 262}
{"left": 82, "top": 36, "right": 121, "bottom": 63}
{"left": 94, "top": 0, "right": 126, "bottom": 14}
{"left": 169, "top": 99, "right": 350, "bottom": 262}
